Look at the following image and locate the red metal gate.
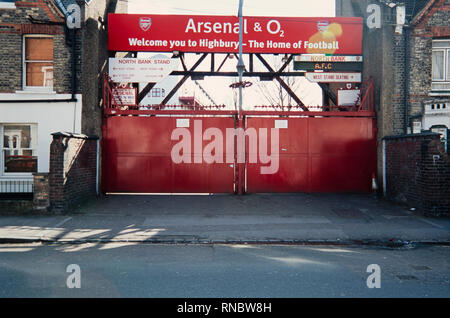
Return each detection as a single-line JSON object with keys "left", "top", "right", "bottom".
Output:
{"left": 102, "top": 114, "right": 236, "bottom": 193}
{"left": 102, "top": 111, "right": 377, "bottom": 194}
{"left": 244, "top": 114, "right": 377, "bottom": 193}
{"left": 102, "top": 74, "right": 377, "bottom": 194}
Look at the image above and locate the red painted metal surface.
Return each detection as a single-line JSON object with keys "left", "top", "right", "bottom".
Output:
{"left": 102, "top": 116, "right": 236, "bottom": 193}
{"left": 102, "top": 109, "right": 377, "bottom": 194}
{"left": 108, "top": 14, "right": 363, "bottom": 55}
{"left": 245, "top": 116, "right": 377, "bottom": 193}
{"left": 104, "top": 109, "right": 376, "bottom": 118}
{"left": 358, "top": 77, "right": 375, "bottom": 112}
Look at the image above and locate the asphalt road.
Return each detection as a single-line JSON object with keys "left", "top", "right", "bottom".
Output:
{"left": 0, "top": 243, "right": 448, "bottom": 298}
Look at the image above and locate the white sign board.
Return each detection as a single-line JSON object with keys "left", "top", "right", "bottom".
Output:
{"left": 412, "top": 121, "right": 422, "bottom": 134}
{"left": 176, "top": 118, "right": 190, "bottom": 128}
{"left": 295, "top": 55, "right": 363, "bottom": 62}
{"left": 305, "top": 72, "right": 362, "bottom": 83}
{"left": 275, "top": 120, "right": 288, "bottom": 129}
{"left": 112, "top": 88, "right": 136, "bottom": 105}
{"left": 338, "top": 89, "right": 361, "bottom": 106}
{"left": 109, "top": 56, "right": 176, "bottom": 83}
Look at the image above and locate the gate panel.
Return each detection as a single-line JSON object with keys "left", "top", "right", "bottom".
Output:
{"left": 308, "top": 117, "right": 377, "bottom": 192}
{"left": 246, "top": 117, "right": 309, "bottom": 192}
{"left": 103, "top": 116, "right": 235, "bottom": 193}
{"left": 245, "top": 116, "right": 377, "bottom": 193}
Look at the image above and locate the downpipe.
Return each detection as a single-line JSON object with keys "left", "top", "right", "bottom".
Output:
{"left": 96, "top": 139, "right": 100, "bottom": 196}
{"left": 404, "top": 26, "right": 410, "bottom": 134}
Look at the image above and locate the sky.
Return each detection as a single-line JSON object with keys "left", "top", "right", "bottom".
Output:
{"left": 127, "top": 0, "right": 336, "bottom": 108}
{"left": 128, "top": 0, "right": 335, "bottom": 17}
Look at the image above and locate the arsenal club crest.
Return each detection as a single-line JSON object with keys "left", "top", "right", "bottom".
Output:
{"left": 139, "top": 17, "right": 151, "bottom": 31}
{"left": 317, "top": 21, "right": 329, "bottom": 33}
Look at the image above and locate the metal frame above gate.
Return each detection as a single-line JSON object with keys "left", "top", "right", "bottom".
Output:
{"left": 103, "top": 70, "right": 373, "bottom": 116}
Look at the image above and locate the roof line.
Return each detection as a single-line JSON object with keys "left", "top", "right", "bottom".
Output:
{"left": 411, "top": 0, "right": 437, "bottom": 26}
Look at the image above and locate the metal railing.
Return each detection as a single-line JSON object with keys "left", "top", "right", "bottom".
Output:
{"left": 103, "top": 73, "right": 126, "bottom": 110}
{"left": 103, "top": 72, "right": 376, "bottom": 115}
{"left": 0, "top": 180, "right": 33, "bottom": 194}
{"left": 358, "top": 77, "right": 375, "bottom": 112}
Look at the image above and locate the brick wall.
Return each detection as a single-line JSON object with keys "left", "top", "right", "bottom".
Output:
{"left": 49, "top": 132, "right": 98, "bottom": 213}
{"left": 384, "top": 133, "right": 450, "bottom": 216}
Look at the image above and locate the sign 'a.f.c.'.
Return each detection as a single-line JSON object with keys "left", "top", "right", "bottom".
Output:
{"left": 107, "top": 14, "right": 363, "bottom": 55}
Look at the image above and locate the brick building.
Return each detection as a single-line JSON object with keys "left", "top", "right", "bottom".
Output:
{"left": 336, "top": 0, "right": 450, "bottom": 214}
{"left": 0, "top": 0, "right": 126, "bottom": 204}
{"left": 336, "top": 0, "right": 449, "bottom": 144}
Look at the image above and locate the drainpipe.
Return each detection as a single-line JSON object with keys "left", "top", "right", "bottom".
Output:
{"left": 237, "top": 0, "right": 245, "bottom": 115}
{"left": 382, "top": 139, "right": 386, "bottom": 196}
{"left": 96, "top": 139, "right": 100, "bottom": 196}
{"left": 394, "top": 2, "right": 409, "bottom": 134}
{"left": 71, "top": 28, "right": 77, "bottom": 101}
{"left": 404, "top": 26, "right": 410, "bottom": 134}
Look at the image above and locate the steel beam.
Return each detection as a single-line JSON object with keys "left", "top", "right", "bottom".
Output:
{"left": 137, "top": 82, "right": 156, "bottom": 104}
{"left": 160, "top": 53, "right": 208, "bottom": 105}
{"left": 170, "top": 71, "right": 305, "bottom": 77}
{"left": 255, "top": 53, "right": 308, "bottom": 111}
{"left": 319, "top": 83, "right": 337, "bottom": 105}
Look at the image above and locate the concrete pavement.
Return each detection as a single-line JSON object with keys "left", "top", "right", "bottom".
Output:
{"left": 0, "top": 193, "right": 449, "bottom": 245}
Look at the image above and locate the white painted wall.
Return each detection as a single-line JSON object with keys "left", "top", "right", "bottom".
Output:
{"left": 423, "top": 113, "right": 450, "bottom": 130}
{"left": 0, "top": 93, "right": 82, "bottom": 175}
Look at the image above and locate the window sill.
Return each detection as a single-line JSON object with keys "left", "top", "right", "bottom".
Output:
{"left": 16, "top": 88, "right": 56, "bottom": 95}
{"left": 429, "top": 91, "right": 450, "bottom": 96}
{"left": 0, "top": 174, "right": 34, "bottom": 179}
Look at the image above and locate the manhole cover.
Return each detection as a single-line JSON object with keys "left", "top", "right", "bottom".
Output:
{"left": 397, "top": 275, "right": 418, "bottom": 280}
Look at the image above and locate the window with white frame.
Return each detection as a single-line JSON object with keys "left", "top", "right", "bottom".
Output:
{"left": 23, "top": 35, "right": 54, "bottom": 89}
{"left": 432, "top": 39, "right": 450, "bottom": 92}
{"left": 1, "top": 124, "right": 38, "bottom": 174}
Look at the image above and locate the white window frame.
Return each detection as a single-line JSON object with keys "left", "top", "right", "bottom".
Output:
{"left": 22, "top": 34, "right": 54, "bottom": 92}
{"left": 0, "top": 124, "right": 38, "bottom": 177}
{"left": 431, "top": 39, "right": 450, "bottom": 94}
